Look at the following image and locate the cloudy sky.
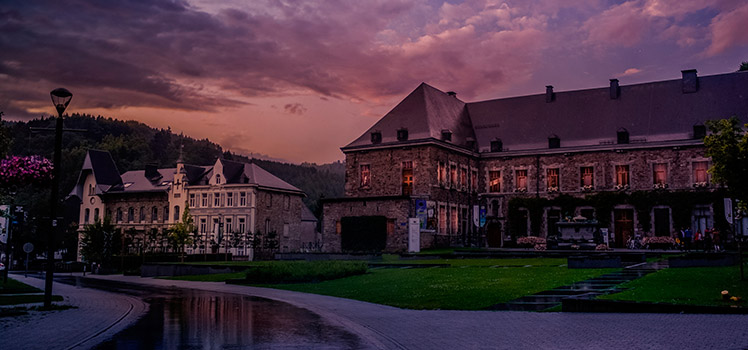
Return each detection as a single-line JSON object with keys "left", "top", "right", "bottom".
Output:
{"left": 1, "top": 0, "right": 747, "bottom": 164}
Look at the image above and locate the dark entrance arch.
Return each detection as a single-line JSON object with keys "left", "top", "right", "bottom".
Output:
{"left": 487, "top": 221, "right": 502, "bottom": 248}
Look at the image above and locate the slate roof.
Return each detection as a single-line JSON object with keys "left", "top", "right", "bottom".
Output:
{"left": 301, "top": 205, "right": 317, "bottom": 222}
{"left": 68, "top": 149, "right": 122, "bottom": 199}
{"left": 344, "top": 83, "right": 474, "bottom": 149}
{"left": 109, "top": 168, "right": 176, "bottom": 193}
{"left": 240, "top": 161, "right": 303, "bottom": 193}
{"left": 344, "top": 71, "right": 748, "bottom": 154}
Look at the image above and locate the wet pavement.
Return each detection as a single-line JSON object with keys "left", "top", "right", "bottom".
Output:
{"left": 53, "top": 276, "right": 365, "bottom": 349}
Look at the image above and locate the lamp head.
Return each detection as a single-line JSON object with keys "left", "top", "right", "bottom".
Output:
{"left": 50, "top": 88, "right": 73, "bottom": 116}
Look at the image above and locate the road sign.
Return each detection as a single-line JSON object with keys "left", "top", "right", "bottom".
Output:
{"left": 23, "top": 242, "right": 34, "bottom": 254}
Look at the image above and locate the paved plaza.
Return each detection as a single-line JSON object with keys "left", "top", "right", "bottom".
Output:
{"left": 2, "top": 273, "right": 748, "bottom": 349}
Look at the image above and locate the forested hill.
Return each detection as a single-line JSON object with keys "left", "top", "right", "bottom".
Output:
{"left": 4, "top": 114, "right": 344, "bottom": 215}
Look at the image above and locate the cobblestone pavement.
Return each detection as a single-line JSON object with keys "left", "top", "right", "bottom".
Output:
{"left": 0, "top": 274, "right": 148, "bottom": 350}
{"left": 88, "top": 274, "right": 748, "bottom": 350}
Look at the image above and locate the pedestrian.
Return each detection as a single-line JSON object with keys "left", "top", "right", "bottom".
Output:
{"left": 684, "top": 227, "right": 693, "bottom": 252}
{"left": 694, "top": 230, "right": 702, "bottom": 251}
{"left": 713, "top": 229, "right": 721, "bottom": 252}
{"left": 704, "top": 228, "right": 713, "bottom": 252}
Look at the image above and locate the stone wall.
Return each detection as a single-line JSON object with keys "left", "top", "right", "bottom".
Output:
{"left": 254, "top": 189, "right": 304, "bottom": 252}
{"left": 322, "top": 198, "right": 414, "bottom": 252}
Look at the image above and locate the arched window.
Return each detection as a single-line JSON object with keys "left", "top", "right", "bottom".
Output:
{"left": 116, "top": 208, "right": 123, "bottom": 222}
{"left": 84, "top": 208, "right": 90, "bottom": 223}
{"left": 94, "top": 208, "right": 99, "bottom": 222}
{"left": 139, "top": 206, "right": 146, "bottom": 222}
{"left": 163, "top": 206, "right": 169, "bottom": 222}
{"left": 152, "top": 206, "right": 158, "bottom": 222}
{"left": 174, "top": 206, "right": 180, "bottom": 222}
{"left": 128, "top": 207, "right": 134, "bottom": 222}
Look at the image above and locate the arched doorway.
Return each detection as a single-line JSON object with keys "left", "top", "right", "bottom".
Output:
{"left": 487, "top": 221, "right": 502, "bottom": 248}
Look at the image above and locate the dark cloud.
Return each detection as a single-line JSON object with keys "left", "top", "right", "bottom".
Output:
{"left": 283, "top": 103, "right": 307, "bottom": 115}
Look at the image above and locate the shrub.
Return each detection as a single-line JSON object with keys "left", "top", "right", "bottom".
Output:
{"left": 245, "top": 261, "right": 368, "bottom": 284}
{"left": 643, "top": 236, "right": 675, "bottom": 245}
{"left": 595, "top": 244, "right": 610, "bottom": 251}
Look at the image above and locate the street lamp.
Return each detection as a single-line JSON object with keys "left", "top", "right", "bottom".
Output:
{"left": 44, "top": 88, "right": 72, "bottom": 307}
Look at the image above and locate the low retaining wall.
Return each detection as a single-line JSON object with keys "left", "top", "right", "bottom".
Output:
{"left": 562, "top": 298, "right": 748, "bottom": 314}
{"left": 274, "top": 253, "right": 380, "bottom": 261}
{"left": 568, "top": 256, "right": 622, "bottom": 268}
{"left": 668, "top": 253, "right": 738, "bottom": 268}
{"left": 141, "top": 263, "right": 249, "bottom": 277}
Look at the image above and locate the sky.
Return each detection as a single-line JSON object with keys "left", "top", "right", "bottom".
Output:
{"left": 1, "top": 0, "right": 747, "bottom": 164}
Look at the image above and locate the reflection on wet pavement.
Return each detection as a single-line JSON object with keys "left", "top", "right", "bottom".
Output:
{"left": 57, "top": 277, "right": 363, "bottom": 349}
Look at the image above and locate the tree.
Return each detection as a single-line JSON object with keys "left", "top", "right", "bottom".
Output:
{"left": 0, "top": 111, "right": 11, "bottom": 158}
{"left": 80, "top": 217, "right": 120, "bottom": 269}
{"left": 740, "top": 62, "right": 748, "bottom": 72}
{"left": 168, "top": 204, "right": 195, "bottom": 262}
{"left": 704, "top": 117, "right": 748, "bottom": 207}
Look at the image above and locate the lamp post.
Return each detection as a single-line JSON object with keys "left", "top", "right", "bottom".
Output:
{"left": 45, "top": 88, "right": 71, "bottom": 307}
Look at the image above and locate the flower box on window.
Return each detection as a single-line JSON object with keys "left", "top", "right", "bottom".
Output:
{"left": 613, "top": 184, "right": 629, "bottom": 191}
{"left": 581, "top": 185, "right": 594, "bottom": 192}
{"left": 547, "top": 186, "right": 559, "bottom": 193}
{"left": 653, "top": 183, "right": 669, "bottom": 190}
{"left": 693, "top": 182, "right": 709, "bottom": 188}
{"left": 515, "top": 187, "right": 528, "bottom": 193}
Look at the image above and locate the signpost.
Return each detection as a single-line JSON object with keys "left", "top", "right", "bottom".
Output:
{"left": 23, "top": 242, "right": 33, "bottom": 278}
{"left": 408, "top": 218, "right": 420, "bottom": 253}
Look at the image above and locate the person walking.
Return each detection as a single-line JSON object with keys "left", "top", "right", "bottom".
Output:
{"left": 684, "top": 227, "right": 693, "bottom": 252}
{"left": 713, "top": 229, "right": 721, "bottom": 252}
{"left": 704, "top": 228, "right": 713, "bottom": 252}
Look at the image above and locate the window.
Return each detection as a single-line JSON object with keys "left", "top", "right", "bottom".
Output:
{"left": 438, "top": 162, "right": 446, "bottom": 186}
{"left": 516, "top": 169, "right": 528, "bottom": 191}
{"left": 117, "top": 208, "right": 123, "bottom": 223}
{"left": 615, "top": 165, "right": 629, "bottom": 187}
{"left": 239, "top": 192, "right": 247, "bottom": 206}
{"left": 84, "top": 208, "right": 90, "bottom": 223}
{"left": 225, "top": 217, "right": 233, "bottom": 233}
{"left": 450, "top": 207, "right": 458, "bottom": 234}
{"left": 450, "top": 164, "right": 457, "bottom": 188}
{"left": 88, "top": 184, "right": 94, "bottom": 196}
{"left": 547, "top": 168, "right": 559, "bottom": 190}
{"left": 397, "top": 128, "right": 408, "bottom": 141}
{"left": 94, "top": 208, "right": 99, "bottom": 222}
{"left": 173, "top": 206, "right": 180, "bottom": 222}
{"left": 163, "top": 206, "right": 169, "bottom": 222}
{"left": 189, "top": 193, "right": 196, "bottom": 207}
{"left": 402, "top": 161, "right": 413, "bottom": 195}
{"left": 693, "top": 161, "right": 709, "bottom": 184}
{"left": 152, "top": 207, "right": 158, "bottom": 222}
{"left": 127, "top": 207, "right": 134, "bottom": 222}
{"left": 200, "top": 218, "right": 207, "bottom": 234}
{"left": 283, "top": 223, "right": 290, "bottom": 237}
{"left": 489, "top": 170, "right": 501, "bottom": 192}
{"left": 471, "top": 169, "right": 478, "bottom": 192}
{"left": 265, "top": 218, "right": 271, "bottom": 234}
{"left": 139, "top": 206, "right": 146, "bottom": 222}
{"left": 490, "top": 139, "right": 503, "bottom": 152}
{"left": 360, "top": 164, "right": 371, "bottom": 188}
{"left": 284, "top": 195, "right": 291, "bottom": 209}
{"left": 226, "top": 192, "right": 234, "bottom": 207}
{"left": 371, "top": 131, "right": 382, "bottom": 144}
{"left": 238, "top": 217, "right": 246, "bottom": 233}
{"left": 214, "top": 192, "right": 221, "bottom": 207}
{"left": 653, "top": 163, "right": 667, "bottom": 185}
{"left": 266, "top": 193, "right": 272, "bottom": 208}
{"left": 439, "top": 205, "right": 447, "bottom": 233}
{"left": 459, "top": 168, "right": 467, "bottom": 191}
{"left": 580, "top": 167, "right": 594, "bottom": 187}
{"left": 201, "top": 193, "right": 208, "bottom": 207}
{"left": 216, "top": 174, "right": 221, "bottom": 184}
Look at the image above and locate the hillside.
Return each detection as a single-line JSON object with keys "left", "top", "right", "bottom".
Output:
{"left": 4, "top": 114, "right": 344, "bottom": 215}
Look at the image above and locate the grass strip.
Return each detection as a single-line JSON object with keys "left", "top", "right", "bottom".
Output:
{"left": 0, "top": 278, "right": 43, "bottom": 294}
{"left": 599, "top": 266, "right": 748, "bottom": 307}
{"left": 0, "top": 294, "right": 64, "bottom": 306}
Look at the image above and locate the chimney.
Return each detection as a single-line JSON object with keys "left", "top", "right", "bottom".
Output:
{"left": 609, "top": 79, "right": 620, "bottom": 99}
{"left": 447, "top": 91, "right": 457, "bottom": 98}
{"left": 545, "top": 85, "right": 555, "bottom": 103}
{"left": 145, "top": 163, "right": 162, "bottom": 181}
{"left": 681, "top": 69, "right": 698, "bottom": 93}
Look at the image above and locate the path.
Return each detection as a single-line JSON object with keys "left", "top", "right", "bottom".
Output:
{"left": 0, "top": 273, "right": 148, "bottom": 350}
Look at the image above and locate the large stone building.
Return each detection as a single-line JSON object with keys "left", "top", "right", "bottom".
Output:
{"left": 69, "top": 150, "right": 310, "bottom": 259}
{"left": 322, "top": 69, "right": 748, "bottom": 252}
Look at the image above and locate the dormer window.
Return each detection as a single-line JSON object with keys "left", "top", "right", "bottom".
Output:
{"left": 371, "top": 131, "right": 382, "bottom": 144}
{"left": 216, "top": 174, "right": 221, "bottom": 184}
{"left": 441, "top": 129, "right": 452, "bottom": 142}
{"left": 548, "top": 135, "right": 560, "bottom": 149}
{"left": 397, "top": 128, "right": 408, "bottom": 141}
{"left": 693, "top": 124, "right": 706, "bottom": 139}
{"left": 617, "top": 128, "right": 629, "bottom": 144}
{"left": 490, "top": 139, "right": 503, "bottom": 152}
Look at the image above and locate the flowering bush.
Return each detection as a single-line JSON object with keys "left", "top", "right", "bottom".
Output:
{"left": 0, "top": 155, "right": 53, "bottom": 189}
{"left": 642, "top": 236, "right": 675, "bottom": 245}
{"left": 534, "top": 243, "right": 546, "bottom": 251}
{"left": 595, "top": 244, "right": 610, "bottom": 251}
{"left": 517, "top": 236, "right": 546, "bottom": 247}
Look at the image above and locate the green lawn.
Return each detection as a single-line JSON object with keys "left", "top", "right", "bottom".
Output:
{"left": 0, "top": 294, "right": 64, "bottom": 306}
{"left": 599, "top": 266, "right": 748, "bottom": 307}
{"left": 0, "top": 278, "right": 42, "bottom": 294}
{"left": 163, "top": 272, "right": 247, "bottom": 282}
{"left": 268, "top": 265, "right": 614, "bottom": 310}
